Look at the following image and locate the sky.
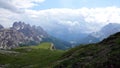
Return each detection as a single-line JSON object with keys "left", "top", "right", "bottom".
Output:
{"left": 32, "top": 0, "right": 120, "bottom": 9}
{"left": 0, "top": 0, "right": 120, "bottom": 33}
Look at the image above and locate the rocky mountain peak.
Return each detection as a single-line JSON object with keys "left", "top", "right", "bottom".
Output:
{"left": 11, "top": 21, "right": 49, "bottom": 45}
{"left": 12, "top": 21, "right": 48, "bottom": 36}
{"left": 12, "top": 21, "right": 30, "bottom": 30}
{"left": 0, "top": 21, "right": 49, "bottom": 49}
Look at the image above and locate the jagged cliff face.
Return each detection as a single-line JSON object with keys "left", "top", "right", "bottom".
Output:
{"left": 0, "top": 22, "right": 49, "bottom": 49}
{"left": 0, "top": 29, "right": 25, "bottom": 49}
{"left": 12, "top": 21, "right": 48, "bottom": 44}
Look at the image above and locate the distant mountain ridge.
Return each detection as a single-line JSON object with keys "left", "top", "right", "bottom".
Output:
{"left": 79, "top": 23, "right": 120, "bottom": 44}
{"left": 47, "top": 22, "right": 120, "bottom": 46}
{"left": 92, "top": 23, "right": 120, "bottom": 40}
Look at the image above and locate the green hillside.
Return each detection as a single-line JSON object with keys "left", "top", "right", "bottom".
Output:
{"left": 54, "top": 32, "right": 120, "bottom": 68}
{"left": 0, "top": 32, "right": 120, "bottom": 68}
{"left": 42, "top": 36, "right": 72, "bottom": 50}
{"left": 30, "top": 42, "right": 52, "bottom": 49}
{"left": 0, "top": 42, "right": 64, "bottom": 68}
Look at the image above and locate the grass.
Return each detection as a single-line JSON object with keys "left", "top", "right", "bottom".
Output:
{"left": 0, "top": 42, "right": 65, "bottom": 68}
{"left": 30, "top": 42, "right": 52, "bottom": 49}
{"left": 53, "top": 37, "right": 120, "bottom": 68}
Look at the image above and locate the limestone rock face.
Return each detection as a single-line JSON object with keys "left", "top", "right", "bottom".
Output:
{"left": 12, "top": 21, "right": 48, "bottom": 44}
{"left": 0, "top": 21, "right": 50, "bottom": 49}
{"left": 0, "top": 29, "right": 25, "bottom": 49}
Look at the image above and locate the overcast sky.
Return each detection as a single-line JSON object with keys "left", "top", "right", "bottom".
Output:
{"left": 0, "top": 0, "right": 120, "bottom": 33}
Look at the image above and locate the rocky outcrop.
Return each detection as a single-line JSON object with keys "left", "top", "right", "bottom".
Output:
{"left": 11, "top": 21, "right": 48, "bottom": 44}
{"left": 0, "top": 29, "right": 25, "bottom": 49}
{"left": 50, "top": 43, "right": 56, "bottom": 50}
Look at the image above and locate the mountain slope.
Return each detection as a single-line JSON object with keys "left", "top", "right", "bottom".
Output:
{"left": 42, "top": 36, "right": 72, "bottom": 50}
{"left": 94, "top": 23, "right": 120, "bottom": 40}
{"left": 0, "top": 42, "right": 64, "bottom": 68}
{"left": 78, "top": 35, "right": 100, "bottom": 44}
{"left": 54, "top": 32, "right": 120, "bottom": 68}
{"left": 82, "top": 23, "right": 120, "bottom": 44}
{"left": 0, "top": 29, "right": 26, "bottom": 49}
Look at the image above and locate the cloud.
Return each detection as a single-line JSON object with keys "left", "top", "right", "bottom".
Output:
{"left": 24, "top": 7, "right": 120, "bottom": 33}
{"left": 0, "top": 0, "right": 45, "bottom": 13}
{"left": 0, "top": 6, "right": 120, "bottom": 33}
{"left": 80, "top": 7, "right": 120, "bottom": 24}
{"left": 0, "top": 8, "right": 24, "bottom": 27}
{"left": 0, "top": 0, "right": 22, "bottom": 13}
{"left": 0, "top": 0, "right": 45, "bottom": 27}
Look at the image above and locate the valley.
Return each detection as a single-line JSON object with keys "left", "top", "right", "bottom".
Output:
{"left": 0, "top": 22, "right": 120, "bottom": 68}
{"left": 0, "top": 30, "right": 120, "bottom": 68}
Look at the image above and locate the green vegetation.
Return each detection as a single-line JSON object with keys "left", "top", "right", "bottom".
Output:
{"left": 54, "top": 44, "right": 120, "bottom": 68}
{"left": 42, "top": 37, "right": 72, "bottom": 50}
{"left": 54, "top": 32, "right": 120, "bottom": 68}
{"left": 1, "top": 32, "right": 120, "bottom": 68}
{"left": 0, "top": 42, "right": 64, "bottom": 68}
{"left": 115, "top": 38, "right": 120, "bottom": 44}
{"left": 30, "top": 42, "right": 52, "bottom": 49}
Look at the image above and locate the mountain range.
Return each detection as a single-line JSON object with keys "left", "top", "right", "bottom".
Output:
{"left": 81, "top": 23, "right": 120, "bottom": 44}
{"left": 1, "top": 21, "right": 120, "bottom": 50}
{"left": 57, "top": 23, "right": 120, "bottom": 45}
{"left": 0, "top": 27, "right": 119, "bottom": 68}
{"left": 46, "top": 23, "right": 120, "bottom": 46}
{"left": 0, "top": 21, "right": 71, "bottom": 50}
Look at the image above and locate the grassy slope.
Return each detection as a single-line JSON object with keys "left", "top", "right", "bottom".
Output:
{"left": 42, "top": 37, "right": 72, "bottom": 50}
{"left": 0, "top": 42, "right": 64, "bottom": 68}
{"left": 30, "top": 42, "right": 52, "bottom": 49}
{"left": 54, "top": 32, "right": 120, "bottom": 68}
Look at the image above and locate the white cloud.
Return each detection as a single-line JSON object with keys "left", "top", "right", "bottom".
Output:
{"left": 0, "top": 5, "right": 120, "bottom": 33}
{"left": 0, "top": 0, "right": 45, "bottom": 27}
{"left": 24, "top": 7, "right": 120, "bottom": 33}
{"left": 0, "top": 0, "right": 22, "bottom": 13}
{"left": 0, "top": 0, "right": 45, "bottom": 13}
{"left": 82, "top": 7, "right": 120, "bottom": 24}
{"left": 0, "top": 8, "right": 24, "bottom": 27}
